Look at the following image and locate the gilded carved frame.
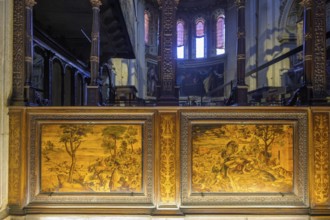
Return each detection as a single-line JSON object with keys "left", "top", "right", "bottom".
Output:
{"left": 180, "top": 109, "right": 309, "bottom": 208}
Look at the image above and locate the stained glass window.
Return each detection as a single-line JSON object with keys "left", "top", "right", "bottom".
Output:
{"left": 216, "top": 15, "right": 225, "bottom": 55}
{"left": 144, "top": 11, "right": 150, "bottom": 44}
{"left": 177, "top": 20, "right": 184, "bottom": 59}
{"left": 196, "top": 19, "right": 205, "bottom": 58}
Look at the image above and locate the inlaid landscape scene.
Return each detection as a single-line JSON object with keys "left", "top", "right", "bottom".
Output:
{"left": 40, "top": 124, "right": 143, "bottom": 193}
{"left": 192, "top": 123, "right": 293, "bottom": 193}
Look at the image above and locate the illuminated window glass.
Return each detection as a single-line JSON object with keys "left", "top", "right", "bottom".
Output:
{"left": 216, "top": 15, "right": 225, "bottom": 55}
{"left": 196, "top": 20, "right": 205, "bottom": 58}
{"left": 144, "top": 11, "right": 150, "bottom": 44}
{"left": 177, "top": 20, "right": 184, "bottom": 59}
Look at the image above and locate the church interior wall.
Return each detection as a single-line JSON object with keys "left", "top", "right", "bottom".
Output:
{"left": 2, "top": 0, "right": 330, "bottom": 218}
{"left": 245, "top": 0, "right": 257, "bottom": 92}
{"left": 223, "top": 1, "right": 237, "bottom": 98}
{"left": 135, "top": 0, "right": 147, "bottom": 99}
{"left": 0, "top": 0, "right": 12, "bottom": 217}
{"left": 117, "top": 0, "right": 146, "bottom": 99}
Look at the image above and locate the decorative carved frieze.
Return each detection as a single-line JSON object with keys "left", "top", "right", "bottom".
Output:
{"left": 312, "top": 112, "right": 330, "bottom": 205}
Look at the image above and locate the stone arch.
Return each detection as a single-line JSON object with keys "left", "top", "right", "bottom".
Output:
{"left": 63, "top": 65, "right": 74, "bottom": 106}
{"left": 50, "top": 57, "right": 64, "bottom": 106}
{"left": 278, "top": 0, "right": 303, "bottom": 43}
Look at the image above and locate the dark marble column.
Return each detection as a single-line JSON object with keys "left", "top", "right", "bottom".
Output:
{"left": 235, "top": 0, "right": 248, "bottom": 105}
{"left": 300, "top": 0, "right": 314, "bottom": 105}
{"left": 87, "top": 0, "right": 102, "bottom": 106}
{"left": 312, "top": 0, "right": 327, "bottom": 104}
{"left": 157, "top": 0, "right": 179, "bottom": 106}
{"left": 24, "top": 0, "right": 37, "bottom": 105}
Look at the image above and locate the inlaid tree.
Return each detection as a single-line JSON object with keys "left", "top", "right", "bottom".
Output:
{"left": 59, "top": 124, "right": 93, "bottom": 183}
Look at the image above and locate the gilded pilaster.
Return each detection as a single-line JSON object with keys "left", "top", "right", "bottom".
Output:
{"left": 8, "top": 109, "right": 25, "bottom": 211}
{"left": 158, "top": 113, "right": 179, "bottom": 210}
{"left": 312, "top": 112, "right": 330, "bottom": 209}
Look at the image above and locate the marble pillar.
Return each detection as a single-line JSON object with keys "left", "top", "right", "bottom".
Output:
{"left": 87, "top": 0, "right": 102, "bottom": 106}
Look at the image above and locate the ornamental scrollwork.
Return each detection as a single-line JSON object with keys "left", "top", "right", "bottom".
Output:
{"left": 313, "top": 113, "right": 330, "bottom": 204}
{"left": 159, "top": 114, "right": 177, "bottom": 204}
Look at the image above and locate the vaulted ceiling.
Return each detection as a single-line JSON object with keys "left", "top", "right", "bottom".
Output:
{"left": 33, "top": 0, "right": 135, "bottom": 65}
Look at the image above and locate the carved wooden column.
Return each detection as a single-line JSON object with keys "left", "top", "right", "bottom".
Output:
{"left": 235, "top": 0, "right": 248, "bottom": 105}
{"left": 11, "top": 0, "right": 26, "bottom": 106}
{"left": 24, "top": 0, "right": 37, "bottom": 106}
{"left": 157, "top": 0, "right": 179, "bottom": 106}
{"left": 87, "top": 0, "right": 102, "bottom": 106}
{"left": 312, "top": 0, "right": 327, "bottom": 104}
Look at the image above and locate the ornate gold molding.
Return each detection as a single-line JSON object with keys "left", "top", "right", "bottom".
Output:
{"left": 312, "top": 113, "right": 330, "bottom": 205}
{"left": 90, "top": 56, "right": 99, "bottom": 63}
{"left": 300, "top": 0, "right": 312, "bottom": 9}
{"left": 159, "top": 114, "right": 177, "bottom": 204}
{"left": 25, "top": 0, "right": 36, "bottom": 8}
{"left": 90, "top": 0, "right": 102, "bottom": 8}
{"left": 237, "top": 54, "right": 246, "bottom": 60}
{"left": 8, "top": 111, "right": 22, "bottom": 205}
{"left": 237, "top": 31, "right": 245, "bottom": 39}
{"left": 305, "top": 32, "right": 312, "bottom": 40}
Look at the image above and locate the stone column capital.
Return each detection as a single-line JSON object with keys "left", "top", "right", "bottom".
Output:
{"left": 90, "top": 0, "right": 102, "bottom": 8}
{"left": 25, "top": 0, "right": 36, "bottom": 8}
{"left": 235, "top": 0, "right": 245, "bottom": 9}
{"left": 299, "top": 0, "right": 312, "bottom": 8}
